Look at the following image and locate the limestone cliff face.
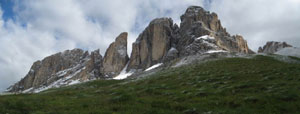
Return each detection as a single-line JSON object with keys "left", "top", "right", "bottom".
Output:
{"left": 8, "top": 49, "right": 103, "bottom": 92}
{"left": 77, "top": 49, "right": 103, "bottom": 80}
{"left": 179, "top": 6, "right": 225, "bottom": 35}
{"left": 234, "top": 35, "right": 251, "bottom": 53}
{"left": 258, "top": 41, "right": 292, "bottom": 54}
{"left": 217, "top": 35, "right": 253, "bottom": 54}
{"left": 127, "top": 18, "right": 175, "bottom": 71}
{"left": 8, "top": 32, "right": 130, "bottom": 93}
{"left": 126, "top": 6, "right": 254, "bottom": 71}
{"left": 102, "top": 32, "right": 129, "bottom": 76}
{"left": 177, "top": 6, "right": 254, "bottom": 55}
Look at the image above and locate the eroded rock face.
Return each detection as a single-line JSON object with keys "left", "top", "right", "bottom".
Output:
{"left": 258, "top": 41, "right": 292, "bottom": 54}
{"left": 8, "top": 49, "right": 103, "bottom": 92}
{"left": 181, "top": 35, "right": 222, "bottom": 56}
{"left": 127, "top": 18, "right": 175, "bottom": 71}
{"left": 8, "top": 6, "right": 255, "bottom": 93}
{"left": 215, "top": 35, "right": 254, "bottom": 54}
{"left": 32, "top": 49, "right": 85, "bottom": 88}
{"left": 127, "top": 6, "right": 254, "bottom": 71}
{"left": 163, "top": 47, "right": 179, "bottom": 62}
{"left": 177, "top": 6, "right": 254, "bottom": 55}
{"left": 8, "top": 32, "right": 129, "bottom": 93}
{"left": 102, "top": 32, "right": 129, "bottom": 76}
{"left": 180, "top": 6, "right": 225, "bottom": 34}
{"left": 78, "top": 49, "right": 103, "bottom": 80}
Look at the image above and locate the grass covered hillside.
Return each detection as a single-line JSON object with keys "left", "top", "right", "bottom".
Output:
{"left": 1, "top": 55, "right": 300, "bottom": 114}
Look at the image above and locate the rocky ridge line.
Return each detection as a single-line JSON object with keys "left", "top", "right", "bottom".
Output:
{"left": 258, "top": 41, "right": 292, "bottom": 54}
{"left": 8, "top": 6, "right": 254, "bottom": 93}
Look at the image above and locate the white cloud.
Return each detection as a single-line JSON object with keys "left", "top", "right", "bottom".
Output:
{"left": 0, "top": 12, "right": 60, "bottom": 92}
{"left": 209, "top": 0, "right": 300, "bottom": 51}
{"left": 15, "top": 0, "right": 104, "bottom": 50}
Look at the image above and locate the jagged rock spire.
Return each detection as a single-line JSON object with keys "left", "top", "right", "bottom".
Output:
{"left": 102, "top": 32, "right": 129, "bottom": 76}
{"left": 8, "top": 6, "right": 255, "bottom": 93}
{"left": 127, "top": 18, "right": 176, "bottom": 71}
{"left": 177, "top": 6, "right": 254, "bottom": 55}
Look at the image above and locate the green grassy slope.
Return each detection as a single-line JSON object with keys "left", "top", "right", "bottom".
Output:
{"left": 1, "top": 55, "right": 300, "bottom": 114}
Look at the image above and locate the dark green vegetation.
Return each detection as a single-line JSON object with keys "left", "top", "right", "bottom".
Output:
{"left": 289, "top": 56, "right": 300, "bottom": 61}
{"left": 1, "top": 55, "right": 300, "bottom": 114}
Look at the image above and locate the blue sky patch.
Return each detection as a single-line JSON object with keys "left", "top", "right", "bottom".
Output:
{"left": 0, "top": 0, "right": 15, "bottom": 21}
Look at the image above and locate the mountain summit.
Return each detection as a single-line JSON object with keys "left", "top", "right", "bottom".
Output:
{"left": 7, "top": 6, "right": 254, "bottom": 93}
{"left": 258, "top": 41, "right": 300, "bottom": 58}
{"left": 258, "top": 41, "right": 292, "bottom": 54}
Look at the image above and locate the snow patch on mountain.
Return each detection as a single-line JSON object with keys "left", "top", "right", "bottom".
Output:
{"left": 196, "top": 35, "right": 217, "bottom": 48}
{"left": 22, "top": 88, "right": 33, "bottom": 93}
{"left": 206, "top": 50, "right": 227, "bottom": 54}
{"left": 68, "top": 79, "right": 81, "bottom": 85}
{"left": 25, "top": 65, "right": 87, "bottom": 93}
{"left": 196, "top": 35, "right": 215, "bottom": 40}
{"left": 113, "top": 63, "right": 133, "bottom": 80}
{"left": 145, "top": 63, "right": 163, "bottom": 71}
{"left": 56, "top": 68, "right": 72, "bottom": 77}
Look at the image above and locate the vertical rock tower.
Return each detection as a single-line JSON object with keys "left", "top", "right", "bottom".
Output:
{"left": 103, "top": 32, "right": 129, "bottom": 76}
{"left": 127, "top": 18, "right": 176, "bottom": 71}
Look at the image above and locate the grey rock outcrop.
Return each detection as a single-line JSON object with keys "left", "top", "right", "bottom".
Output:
{"left": 177, "top": 6, "right": 254, "bottom": 55}
{"left": 8, "top": 6, "right": 255, "bottom": 93}
{"left": 126, "top": 6, "right": 254, "bottom": 71}
{"left": 258, "top": 41, "right": 292, "bottom": 54}
{"left": 7, "top": 32, "right": 130, "bottom": 93}
{"left": 163, "top": 47, "right": 179, "bottom": 62}
{"left": 78, "top": 49, "right": 103, "bottom": 80}
{"left": 8, "top": 49, "right": 103, "bottom": 92}
{"left": 127, "top": 18, "right": 176, "bottom": 71}
{"left": 102, "top": 32, "right": 129, "bottom": 76}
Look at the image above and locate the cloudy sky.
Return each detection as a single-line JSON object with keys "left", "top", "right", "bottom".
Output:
{"left": 0, "top": 0, "right": 299, "bottom": 92}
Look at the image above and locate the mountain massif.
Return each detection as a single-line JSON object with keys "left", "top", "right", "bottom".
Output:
{"left": 258, "top": 41, "right": 293, "bottom": 54}
{"left": 258, "top": 41, "right": 300, "bottom": 58}
{"left": 8, "top": 6, "right": 254, "bottom": 93}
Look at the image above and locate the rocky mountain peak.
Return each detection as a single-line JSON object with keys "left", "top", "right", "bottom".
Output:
{"left": 114, "top": 32, "right": 128, "bottom": 57}
{"left": 126, "top": 6, "right": 254, "bottom": 72}
{"left": 103, "top": 32, "right": 129, "bottom": 76}
{"left": 127, "top": 18, "right": 175, "bottom": 71}
{"left": 86, "top": 49, "right": 102, "bottom": 78}
{"left": 7, "top": 48, "right": 103, "bottom": 93}
{"left": 180, "top": 6, "right": 225, "bottom": 35}
{"left": 8, "top": 6, "right": 255, "bottom": 93}
{"left": 149, "top": 18, "right": 173, "bottom": 26}
{"left": 177, "top": 6, "right": 253, "bottom": 56}
{"left": 258, "top": 41, "right": 293, "bottom": 54}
